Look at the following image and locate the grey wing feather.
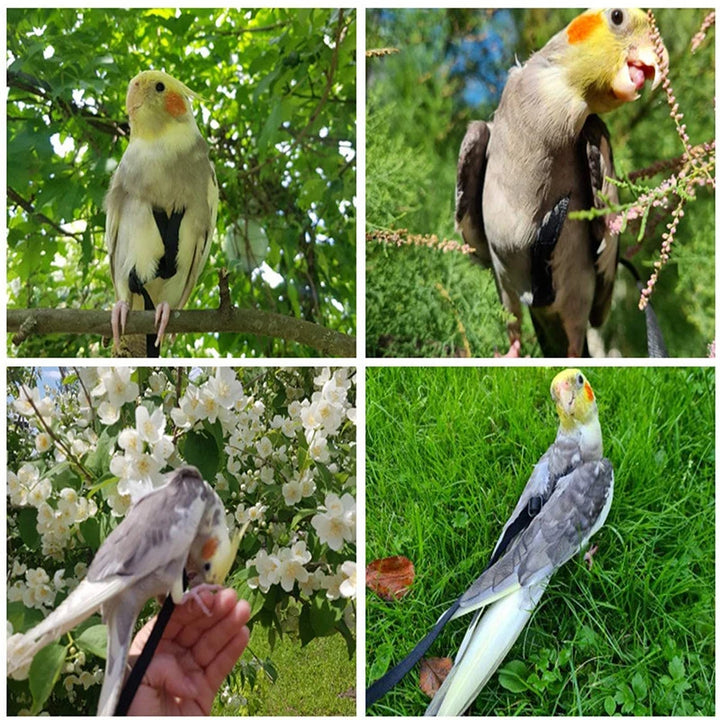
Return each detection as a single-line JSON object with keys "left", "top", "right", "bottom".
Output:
{"left": 456, "top": 121, "right": 491, "bottom": 266}
{"left": 175, "top": 151, "right": 218, "bottom": 310}
{"left": 457, "top": 459, "right": 613, "bottom": 613}
{"left": 581, "top": 115, "right": 619, "bottom": 328}
{"left": 88, "top": 468, "right": 209, "bottom": 582}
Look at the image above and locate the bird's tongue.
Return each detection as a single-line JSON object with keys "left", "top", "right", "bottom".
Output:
{"left": 612, "top": 62, "right": 652, "bottom": 102}
{"left": 628, "top": 62, "right": 652, "bottom": 90}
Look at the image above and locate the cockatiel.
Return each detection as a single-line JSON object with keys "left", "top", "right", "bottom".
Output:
{"left": 105, "top": 70, "right": 218, "bottom": 357}
{"left": 366, "top": 369, "right": 613, "bottom": 715}
{"left": 7, "top": 467, "right": 244, "bottom": 716}
{"left": 456, "top": 9, "right": 662, "bottom": 357}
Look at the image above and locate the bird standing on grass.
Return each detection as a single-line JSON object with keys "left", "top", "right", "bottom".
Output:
{"left": 456, "top": 8, "right": 662, "bottom": 356}
{"left": 366, "top": 369, "right": 614, "bottom": 715}
{"left": 7, "top": 467, "right": 244, "bottom": 716}
{"left": 105, "top": 70, "right": 218, "bottom": 357}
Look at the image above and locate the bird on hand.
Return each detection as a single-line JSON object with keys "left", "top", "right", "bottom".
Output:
{"left": 7, "top": 467, "right": 244, "bottom": 716}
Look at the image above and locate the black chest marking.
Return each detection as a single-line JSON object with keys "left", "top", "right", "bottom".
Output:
{"left": 152, "top": 208, "right": 186, "bottom": 280}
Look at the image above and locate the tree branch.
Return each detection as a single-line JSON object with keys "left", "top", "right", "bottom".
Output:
{"left": 8, "top": 307, "right": 356, "bottom": 358}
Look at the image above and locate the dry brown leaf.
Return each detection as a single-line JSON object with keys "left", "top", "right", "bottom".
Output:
{"left": 366, "top": 555, "right": 415, "bottom": 600}
{"left": 419, "top": 656, "right": 453, "bottom": 698}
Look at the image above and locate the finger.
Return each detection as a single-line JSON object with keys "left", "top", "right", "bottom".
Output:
{"left": 195, "top": 600, "right": 251, "bottom": 685}
{"left": 172, "top": 588, "right": 240, "bottom": 648}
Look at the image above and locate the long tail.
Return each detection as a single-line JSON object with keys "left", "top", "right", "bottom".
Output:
{"left": 7, "top": 578, "right": 123, "bottom": 677}
{"left": 425, "top": 580, "right": 548, "bottom": 716}
{"left": 96, "top": 598, "right": 141, "bottom": 716}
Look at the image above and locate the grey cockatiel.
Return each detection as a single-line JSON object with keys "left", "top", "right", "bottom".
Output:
{"left": 456, "top": 8, "right": 662, "bottom": 357}
{"left": 365, "top": 369, "right": 613, "bottom": 714}
{"left": 105, "top": 70, "right": 218, "bottom": 358}
{"left": 7, "top": 467, "right": 243, "bottom": 716}
{"left": 425, "top": 368, "right": 613, "bottom": 715}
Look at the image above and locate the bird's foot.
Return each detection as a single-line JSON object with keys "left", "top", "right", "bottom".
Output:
{"left": 111, "top": 300, "right": 131, "bottom": 352}
{"left": 154, "top": 302, "right": 172, "bottom": 348}
{"left": 180, "top": 583, "right": 223, "bottom": 616}
{"left": 584, "top": 544, "right": 599, "bottom": 569}
{"left": 494, "top": 339, "right": 522, "bottom": 359}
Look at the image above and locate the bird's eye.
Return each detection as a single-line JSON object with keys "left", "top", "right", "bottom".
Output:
{"left": 204, "top": 562, "right": 211, "bottom": 572}
{"left": 610, "top": 9, "right": 624, "bottom": 26}
{"left": 576, "top": 373, "right": 584, "bottom": 387}
{"left": 155, "top": 81, "right": 165, "bottom": 92}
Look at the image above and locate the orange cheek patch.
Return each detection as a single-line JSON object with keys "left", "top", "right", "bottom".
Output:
{"left": 584, "top": 383, "right": 595, "bottom": 402}
{"left": 202, "top": 537, "right": 219, "bottom": 560}
{"left": 567, "top": 12, "right": 602, "bottom": 45}
{"left": 164, "top": 90, "right": 187, "bottom": 118}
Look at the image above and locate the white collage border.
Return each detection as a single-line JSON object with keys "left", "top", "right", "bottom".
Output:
{"left": 1, "top": 4, "right": 719, "bottom": 718}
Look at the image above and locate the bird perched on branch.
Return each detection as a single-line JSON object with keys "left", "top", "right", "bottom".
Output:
{"left": 456, "top": 8, "right": 662, "bottom": 356}
{"left": 7, "top": 467, "right": 244, "bottom": 716}
{"left": 105, "top": 70, "right": 218, "bottom": 357}
{"left": 366, "top": 369, "right": 613, "bottom": 715}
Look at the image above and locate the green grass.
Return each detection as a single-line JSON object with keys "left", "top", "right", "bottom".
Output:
{"left": 247, "top": 624, "right": 356, "bottom": 716}
{"left": 366, "top": 367, "right": 715, "bottom": 715}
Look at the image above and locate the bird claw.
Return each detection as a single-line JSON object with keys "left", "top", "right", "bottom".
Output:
{"left": 154, "top": 302, "right": 172, "bottom": 348}
{"left": 180, "top": 583, "right": 222, "bottom": 616}
{"left": 584, "top": 544, "right": 599, "bottom": 569}
{"left": 494, "top": 339, "right": 522, "bottom": 359}
{"left": 111, "top": 301, "right": 130, "bottom": 351}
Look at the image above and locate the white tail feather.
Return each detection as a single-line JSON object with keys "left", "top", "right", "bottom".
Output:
{"left": 7, "top": 577, "right": 125, "bottom": 677}
{"left": 426, "top": 580, "right": 548, "bottom": 716}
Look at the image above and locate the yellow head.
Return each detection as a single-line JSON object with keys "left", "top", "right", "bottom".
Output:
{"left": 550, "top": 368, "right": 598, "bottom": 431}
{"left": 125, "top": 70, "right": 198, "bottom": 140}
{"left": 201, "top": 520, "right": 250, "bottom": 585}
{"left": 556, "top": 8, "right": 662, "bottom": 113}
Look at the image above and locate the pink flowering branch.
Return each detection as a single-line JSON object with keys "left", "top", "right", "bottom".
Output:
{"left": 367, "top": 228, "right": 476, "bottom": 255}
{"left": 691, "top": 11, "right": 715, "bottom": 53}
{"left": 600, "top": 11, "right": 716, "bottom": 310}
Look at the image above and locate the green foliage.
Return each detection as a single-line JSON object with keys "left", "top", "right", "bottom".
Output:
{"left": 366, "top": 366, "right": 714, "bottom": 715}
{"left": 366, "top": 240, "right": 504, "bottom": 357}
{"left": 7, "top": 8, "right": 356, "bottom": 357}
{"left": 242, "top": 623, "right": 356, "bottom": 715}
{"left": 366, "top": 9, "right": 714, "bottom": 357}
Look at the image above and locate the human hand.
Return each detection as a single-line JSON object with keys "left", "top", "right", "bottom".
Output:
{"left": 127, "top": 587, "right": 250, "bottom": 715}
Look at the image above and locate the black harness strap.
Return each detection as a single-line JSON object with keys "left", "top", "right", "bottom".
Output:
{"left": 114, "top": 572, "right": 188, "bottom": 715}
{"left": 531, "top": 194, "right": 570, "bottom": 307}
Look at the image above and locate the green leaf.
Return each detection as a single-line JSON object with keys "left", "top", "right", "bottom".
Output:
{"left": 308, "top": 595, "right": 342, "bottom": 637}
{"left": 336, "top": 618, "right": 356, "bottom": 659}
{"left": 498, "top": 659, "right": 529, "bottom": 693}
{"left": 603, "top": 696, "right": 616, "bottom": 714}
{"left": 80, "top": 515, "right": 101, "bottom": 552}
{"left": 16, "top": 506, "right": 40, "bottom": 549}
{"left": 182, "top": 429, "right": 220, "bottom": 480}
{"left": 76, "top": 623, "right": 107, "bottom": 659}
{"left": 631, "top": 672, "right": 648, "bottom": 701}
{"left": 257, "top": 100, "right": 283, "bottom": 150}
{"left": 7, "top": 601, "right": 44, "bottom": 634}
{"left": 668, "top": 656, "right": 685, "bottom": 681}
{"left": 29, "top": 643, "right": 67, "bottom": 713}
{"left": 84, "top": 426, "right": 118, "bottom": 476}
{"left": 233, "top": 569, "right": 266, "bottom": 620}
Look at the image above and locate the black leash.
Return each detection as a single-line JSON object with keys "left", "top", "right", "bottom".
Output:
{"left": 114, "top": 572, "right": 187, "bottom": 715}
{"left": 619, "top": 257, "right": 668, "bottom": 358}
{"left": 366, "top": 495, "right": 543, "bottom": 708}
